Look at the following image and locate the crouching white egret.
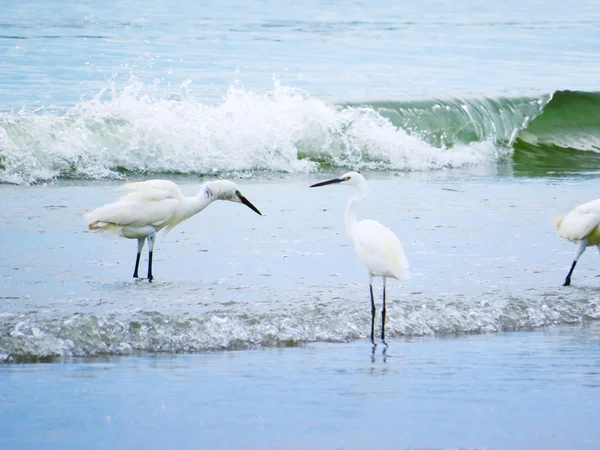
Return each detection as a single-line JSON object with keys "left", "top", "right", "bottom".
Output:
{"left": 556, "top": 198, "right": 600, "bottom": 286}
{"left": 310, "top": 171, "right": 409, "bottom": 344}
{"left": 84, "top": 179, "right": 262, "bottom": 282}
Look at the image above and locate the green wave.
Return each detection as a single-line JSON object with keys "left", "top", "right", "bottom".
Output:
{"left": 3, "top": 88, "right": 599, "bottom": 184}
{"left": 512, "top": 91, "right": 600, "bottom": 175}
{"left": 517, "top": 91, "right": 600, "bottom": 151}
{"left": 347, "top": 90, "right": 600, "bottom": 175}
{"left": 347, "top": 95, "right": 550, "bottom": 148}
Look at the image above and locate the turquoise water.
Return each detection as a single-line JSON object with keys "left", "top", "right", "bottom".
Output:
{"left": 2, "top": 0, "right": 600, "bottom": 447}
{"left": 2, "top": 0, "right": 598, "bottom": 109}
{"left": 1, "top": 0, "right": 600, "bottom": 184}
{"left": 2, "top": 326, "right": 600, "bottom": 449}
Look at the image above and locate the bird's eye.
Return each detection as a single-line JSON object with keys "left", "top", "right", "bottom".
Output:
{"left": 235, "top": 190, "right": 241, "bottom": 196}
{"left": 346, "top": 177, "right": 351, "bottom": 181}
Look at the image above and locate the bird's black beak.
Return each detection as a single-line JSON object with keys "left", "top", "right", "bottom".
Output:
{"left": 310, "top": 177, "right": 345, "bottom": 188}
{"left": 238, "top": 194, "right": 263, "bottom": 216}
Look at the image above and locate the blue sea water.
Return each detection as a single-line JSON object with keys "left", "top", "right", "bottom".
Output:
{"left": 3, "top": 0, "right": 598, "bottom": 110}
{"left": 1, "top": 0, "right": 600, "bottom": 184}
{"left": 2, "top": 326, "right": 600, "bottom": 449}
{"left": 2, "top": 0, "right": 600, "bottom": 448}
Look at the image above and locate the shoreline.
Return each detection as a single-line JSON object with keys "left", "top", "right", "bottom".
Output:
{"left": 2, "top": 174, "right": 600, "bottom": 361}
{"left": 1, "top": 324, "right": 599, "bottom": 449}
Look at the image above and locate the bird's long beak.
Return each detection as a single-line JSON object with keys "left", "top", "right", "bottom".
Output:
{"left": 310, "top": 177, "right": 345, "bottom": 188}
{"left": 239, "top": 194, "right": 263, "bottom": 216}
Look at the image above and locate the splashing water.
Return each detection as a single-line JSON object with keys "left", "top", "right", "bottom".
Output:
{"left": 0, "top": 80, "right": 504, "bottom": 185}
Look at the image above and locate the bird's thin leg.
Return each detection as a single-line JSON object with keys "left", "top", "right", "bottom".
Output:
{"left": 564, "top": 239, "right": 588, "bottom": 286}
{"left": 147, "top": 229, "right": 156, "bottom": 282}
{"left": 381, "top": 277, "right": 388, "bottom": 346}
{"left": 369, "top": 281, "right": 376, "bottom": 345}
{"left": 133, "top": 237, "right": 146, "bottom": 279}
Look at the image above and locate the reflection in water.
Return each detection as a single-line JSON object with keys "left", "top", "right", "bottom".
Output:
{"left": 1, "top": 324, "right": 600, "bottom": 448}
{"left": 371, "top": 342, "right": 388, "bottom": 364}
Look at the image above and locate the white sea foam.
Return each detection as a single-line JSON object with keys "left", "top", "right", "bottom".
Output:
{"left": 0, "top": 80, "right": 504, "bottom": 185}
{"left": 1, "top": 290, "right": 599, "bottom": 362}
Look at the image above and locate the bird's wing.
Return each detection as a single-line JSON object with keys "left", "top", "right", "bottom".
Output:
{"left": 354, "top": 219, "right": 410, "bottom": 280}
{"left": 84, "top": 198, "right": 179, "bottom": 230}
{"left": 559, "top": 199, "right": 600, "bottom": 241}
{"left": 572, "top": 198, "right": 600, "bottom": 215}
{"left": 120, "top": 179, "right": 184, "bottom": 202}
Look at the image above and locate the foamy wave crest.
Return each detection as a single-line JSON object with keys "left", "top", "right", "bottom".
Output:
{"left": 1, "top": 289, "right": 599, "bottom": 362}
{"left": 0, "top": 80, "right": 502, "bottom": 184}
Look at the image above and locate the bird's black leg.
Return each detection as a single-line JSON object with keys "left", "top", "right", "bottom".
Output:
{"left": 147, "top": 252, "right": 154, "bottom": 282}
{"left": 147, "top": 230, "right": 156, "bottom": 282}
{"left": 370, "top": 283, "right": 376, "bottom": 345}
{"left": 133, "top": 238, "right": 146, "bottom": 279}
{"left": 381, "top": 278, "right": 388, "bottom": 346}
{"left": 564, "top": 240, "right": 587, "bottom": 286}
{"left": 563, "top": 261, "right": 577, "bottom": 286}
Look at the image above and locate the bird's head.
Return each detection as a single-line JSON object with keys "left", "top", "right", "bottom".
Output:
{"left": 206, "top": 180, "right": 262, "bottom": 216}
{"left": 310, "top": 171, "right": 365, "bottom": 189}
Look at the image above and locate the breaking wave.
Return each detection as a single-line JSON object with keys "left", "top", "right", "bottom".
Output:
{"left": 2, "top": 81, "right": 598, "bottom": 185}
{"left": 2, "top": 288, "right": 600, "bottom": 363}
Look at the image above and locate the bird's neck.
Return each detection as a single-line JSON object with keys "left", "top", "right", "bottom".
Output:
{"left": 345, "top": 182, "right": 369, "bottom": 244}
{"left": 181, "top": 183, "right": 217, "bottom": 219}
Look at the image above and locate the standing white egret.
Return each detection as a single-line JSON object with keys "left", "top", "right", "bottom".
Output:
{"left": 84, "top": 179, "right": 262, "bottom": 282}
{"left": 556, "top": 198, "right": 600, "bottom": 286}
{"left": 310, "top": 171, "right": 409, "bottom": 344}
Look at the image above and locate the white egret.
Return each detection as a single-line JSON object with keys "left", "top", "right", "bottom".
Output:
{"left": 310, "top": 171, "right": 409, "bottom": 344}
{"left": 556, "top": 198, "right": 600, "bottom": 286}
{"left": 84, "top": 179, "right": 262, "bottom": 282}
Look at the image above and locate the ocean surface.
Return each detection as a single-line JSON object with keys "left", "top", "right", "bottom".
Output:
{"left": 2, "top": 0, "right": 600, "bottom": 448}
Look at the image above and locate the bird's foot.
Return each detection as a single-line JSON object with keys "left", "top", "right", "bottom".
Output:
{"left": 381, "top": 339, "right": 389, "bottom": 348}
{"left": 132, "top": 275, "right": 152, "bottom": 282}
{"left": 563, "top": 279, "right": 571, "bottom": 286}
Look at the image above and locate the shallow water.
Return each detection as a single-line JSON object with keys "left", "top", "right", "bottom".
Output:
{"left": 1, "top": 324, "right": 599, "bottom": 449}
{"left": 2, "top": 0, "right": 600, "bottom": 448}
{"left": 2, "top": 172, "right": 600, "bottom": 359}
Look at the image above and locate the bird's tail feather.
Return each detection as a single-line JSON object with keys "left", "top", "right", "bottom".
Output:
{"left": 87, "top": 220, "right": 123, "bottom": 236}
{"left": 555, "top": 216, "right": 565, "bottom": 230}
{"left": 392, "top": 255, "right": 410, "bottom": 280}
{"left": 393, "top": 267, "right": 410, "bottom": 281}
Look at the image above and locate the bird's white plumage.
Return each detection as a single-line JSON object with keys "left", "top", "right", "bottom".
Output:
{"left": 555, "top": 197, "right": 600, "bottom": 286}
{"left": 354, "top": 219, "right": 409, "bottom": 280}
{"left": 310, "top": 171, "right": 409, "bottom": 343}
{"left": 85, "top": 199, "right": 178, "bottom": 232}
{"left": 311, "top": 170, "right": 409, "bottom": 280}
{"left": 120, "top": 180, "right": 184, "bottom": 202}
{"left": 84, "top": 192, "right": 180, "bottom": 235}
{"left": 84, "top": 179, "right": 234, "bottom": 236}
{"left": 84, "top": 178, "right": 262, "bottom": 281}
{"left": 557, "top": 198, "right": 600, "bottom": 242}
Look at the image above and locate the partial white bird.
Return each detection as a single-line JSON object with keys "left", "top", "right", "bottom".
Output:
{"left": 556, "top": 198, "right": 600, "bottom": 286}
{"left": 310, "top": 171, "right": 409, "bottom": 344}
{"left": 84, "top": 179, "right": 262, "bottom": 282}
